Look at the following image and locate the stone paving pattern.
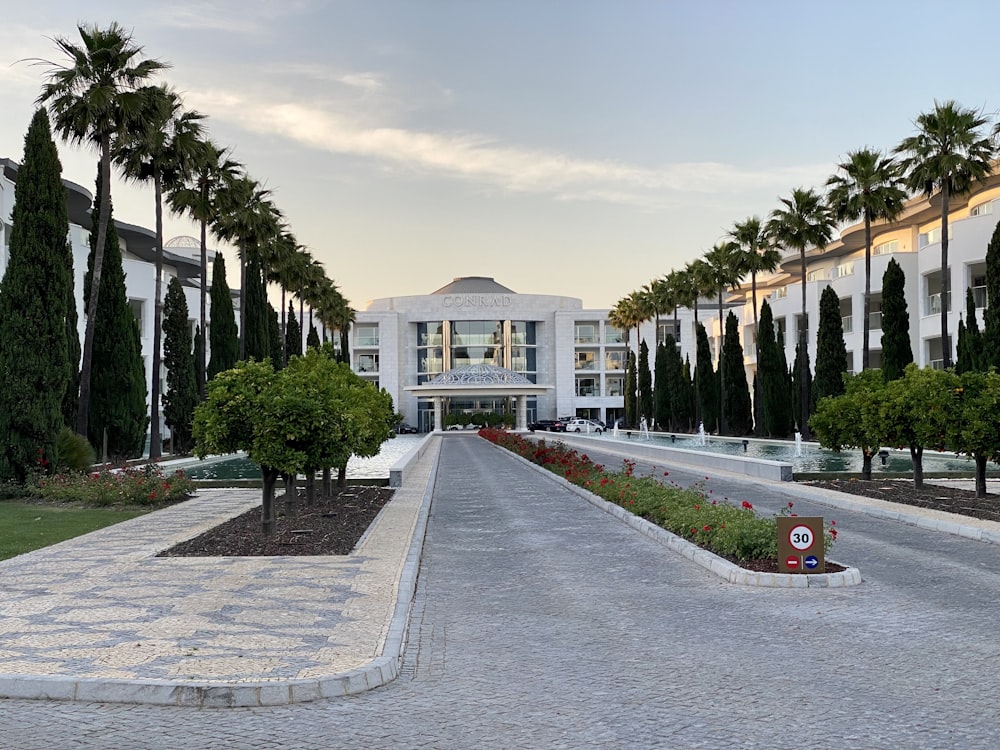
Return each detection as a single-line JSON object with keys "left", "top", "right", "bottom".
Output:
{"left": 3, "top": 433, "right": 1000, "bottom": 747}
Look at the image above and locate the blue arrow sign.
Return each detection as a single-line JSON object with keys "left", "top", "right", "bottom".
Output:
{"left": 804, "top": 555, "right": 819, "bottom": 569}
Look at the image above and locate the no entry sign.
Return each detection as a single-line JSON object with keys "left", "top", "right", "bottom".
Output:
{"left": 776, "top": 517, "right": 825, "bottom": 574}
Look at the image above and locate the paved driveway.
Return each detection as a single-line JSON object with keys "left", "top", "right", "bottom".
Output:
{"left": 4, "top": 435, "right": 1000, "bottom": 748}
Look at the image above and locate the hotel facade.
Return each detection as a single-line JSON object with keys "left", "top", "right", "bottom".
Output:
{"left": 4, "top": 154, "right": 1000, "bottom": 438}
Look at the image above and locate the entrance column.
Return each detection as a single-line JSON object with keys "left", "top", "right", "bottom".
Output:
{"left": 516, "top": 394, "right": 527, "bottom": 431}
{"left": 433, "top": 396, "right": 443, "bottom": 431}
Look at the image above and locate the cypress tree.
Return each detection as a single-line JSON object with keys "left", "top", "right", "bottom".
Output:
{"left": 638, "top": 340, "right": 653, "bottom": 425}
{"left": 84, "top": 167, "right": 147, "bottom": 461}
{"left": 880, "top": 258, "right": 913, "bottom": 381}
{"left": 814, "top": 285, "right": 848, "bottom": 401}
{"left": 661, "top": 335, "right": 686, "bottom": 431}
{"left": 286, "top": 301, "right": 302, "bottom": 359}
{"left": 307, "top": 323, "right": 320, "bottom": 351}
{"left": 243, "top": 256, "right": 269, "bottom": 361}
{"left": 624, "top": 350, "right": 637, "bottom": 426}
{"left": 653, "top": 342, "right": 669, "bottom": 430}
{"left": 792, "top": 343, "right": 812, "bottom": 435}
{"left": 983, "top": 219, "right": 1000, "bottom": 369}
{"left": 208, "top": 253, "right": 238, "bottom": 379}
{"left": 721, "top": 312, "right": 753, "bottom": 435}
{"left": 956, "top": 287, "right": 984, "bottom": 374}
{"left": 757, "top": 301, "right": 792, "bottom": 438}
{"left": 683, "top": 356, "right": 695, "bottom": 432}
{"left": 162, "top": 277, "right": 198, "bottom": 454}
{"left": 63, "top": 262, "right": 80, "bottom": 429}
{"left": 0, "top": 109, "right": 72, "bottom": 481}
{"left": 695, "top": 323, "right": 718, "bottom": 433}
{"left": 268, "top": 303, "right": 283, "bottom": 368}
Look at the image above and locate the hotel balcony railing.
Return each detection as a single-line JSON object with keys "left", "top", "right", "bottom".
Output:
{"left": 973, "top": 285, "right": 987, "bottom": 309}
{"left": 575, "top": 360, "right": 597, "bottom": 370}
{"left": 575, "top": 387, "right": 600, "bottom": 397}
{"left": 574, "top": 335, "right": 599, "bottom": 344}
{"left": 355, "top": 335, "right": 379, "bottom": 347}
{"left": 869, "top": 311, "right": 882, "bottom": 330}
{"left": 842, "top": 315, "right": 853, "bottom": 334}
{"left": 925, "top": 293, "right": 951, "bottom": 316}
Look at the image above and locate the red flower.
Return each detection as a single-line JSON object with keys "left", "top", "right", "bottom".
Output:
{"left": 787, "top": 502, "right": 794, "bottom": 509}
{"left": 663, "top": 471, "right": 669, "bottom": 476}
{"left": 702, "top": 525, "right": 711, "bottom": 531}
{"left": 741, "top": 500, "right": 753, "bottom": 510}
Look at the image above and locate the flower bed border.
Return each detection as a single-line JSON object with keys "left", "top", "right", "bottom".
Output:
{"left": 482, "top": 436, "right": 862, "bottom": 588}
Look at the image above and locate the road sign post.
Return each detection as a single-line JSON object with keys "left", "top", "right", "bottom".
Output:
{"left": 776, "top": 516, "right": 825, "bottom": 574}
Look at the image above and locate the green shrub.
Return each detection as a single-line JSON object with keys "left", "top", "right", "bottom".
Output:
{"left": 51, "top": 427, "right": 96, "bottom": 472}
{"left": 29, "top": 463, "right": 196, "bottom": 507}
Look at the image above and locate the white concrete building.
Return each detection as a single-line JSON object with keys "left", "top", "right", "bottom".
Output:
{"left": 0, "top": 157, "right": 217, "bottom": 446}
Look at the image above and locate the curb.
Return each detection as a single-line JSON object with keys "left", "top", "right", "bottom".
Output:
{"left": 484, "top": 438, "right": 862, "bottom": 588}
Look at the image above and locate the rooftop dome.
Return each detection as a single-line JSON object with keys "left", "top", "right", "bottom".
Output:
{"left": 428, "top": 364, "right": 532, "bottom": 385}
{"left": 165, "top": 235, "right": 201, "bottom": 248}
{"left": 431, "top": 276, "right": 516, "bottom": 295}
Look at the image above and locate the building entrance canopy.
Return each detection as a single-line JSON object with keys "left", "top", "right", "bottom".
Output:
{"left": 404, "top": 364, "right": 551, "bottom": 431}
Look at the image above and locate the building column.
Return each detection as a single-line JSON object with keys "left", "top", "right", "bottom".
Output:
{"left": 516, "top": 394, "right": 527, "bottom": 431}
{"left": 433, "top": 396, "right": 443, "bottom": 431}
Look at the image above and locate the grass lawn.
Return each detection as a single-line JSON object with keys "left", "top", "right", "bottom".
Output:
{"left": 0, "top": 501, "right": 147, "bottom": 561}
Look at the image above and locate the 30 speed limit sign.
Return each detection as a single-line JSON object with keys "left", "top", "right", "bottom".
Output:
{"left": 776, "top": 517, "right": 825, "bottom": 573}
{"left": 787, "top": 524, "right": 815, "bottom": 551}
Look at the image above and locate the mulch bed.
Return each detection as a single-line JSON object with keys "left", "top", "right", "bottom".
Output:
{"left": 157, "top": 485, "right": 395, "bottom": 557}
{"left": 801, "top": 478, "right": 1000, "bottom": 523}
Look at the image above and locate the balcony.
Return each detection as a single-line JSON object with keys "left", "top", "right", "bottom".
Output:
{"left": 841, "top": 315, "right": 852, "bottom": 334}
{"left": 925, "top": 293, "right": 952, "bottom": 317}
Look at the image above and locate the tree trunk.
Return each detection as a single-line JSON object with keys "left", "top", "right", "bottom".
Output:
{"left": 941, "top": 181, "right": 952, "bottom": 369}
{"left": 76, "top": 137, "right": 113, "bottom": 438}
{"left": 283, "top": 472, "right": 296, "bottom": 515}
{"left": 337, "top": 465, "right": 347, "bottom": 488}
{"left": 306, "top": 472, "right": 316, "bottom": 506}
{"left": 861, "top": 450, "right": 873, "bottom": 481}
{"left": 799, "top": 247, "right": 810, "bottom": 440}
{"left": 752, "top": 272, "right": 761, "bottom": 436}
{"left": 911, "top": 445, "right": 924, "bottom": 489}
{"left": 149, "top": 174, "right": 164, "bottom": 460}
{"left": 322, "top": 467, "right": 332, "bottom": 495}
{"left": 239, "top": 244, "right": 247, "bottom": 360}
{"left": 862, "top": 213, "right": 872, "bottom": 371}
{"left": 198, "top": 182, "right": 208, "bottom": 398}
{"left": 261, "top": 466, "right": 279, "bottom": 535}
{"left": 976, "top": 455, "right": 987, "bottom": 498}
{"left": 718, "top": 289, "right": 727, "bottom": 436}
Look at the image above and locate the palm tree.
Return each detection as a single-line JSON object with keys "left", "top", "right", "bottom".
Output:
{"left": 767, "top": 187, "right": 835, "bottom": 439}
{"left": 37, "top": 22, "right": 169, "bottom": 438}
{"left": 702, "top": 241, "right": 744, "bottom": 435}
{"left": 895, "top": 101, "right": 996, "bottom": 369}
{"left": 826, "top": 149, "right": 908, "bottom": 370}
{"left": 264, "top": 232, "right": 306, "bottom": 364}
{"left": 213, "top": 175, "right": 282, "bottom": 359}
{"left": 728, "top": 216, "right": 781, "bottom": 434}
{"left": 115, "top": 85, "right": 205, "bottom": 459}
{"left": 168, "top": 140, "right": 242, "bottom": 394}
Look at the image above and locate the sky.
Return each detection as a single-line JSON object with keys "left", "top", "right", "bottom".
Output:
{"left": 3, "top": 0, "right": 1000, "bottom": 311}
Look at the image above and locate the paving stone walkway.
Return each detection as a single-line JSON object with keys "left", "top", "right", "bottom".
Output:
{"left": 3, "top": 433, "right": 1000, "bottom": 748}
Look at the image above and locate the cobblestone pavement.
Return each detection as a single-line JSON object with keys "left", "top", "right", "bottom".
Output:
{"left": 4, "top": 434, "right": 1000, "bottom": 748}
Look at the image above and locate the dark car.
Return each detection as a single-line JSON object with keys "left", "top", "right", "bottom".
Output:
{"left": 394, "top": 423, "right": 419, "bottom": 434}
{"left": 527, "top": 419, "right": 566, "bottom": 432}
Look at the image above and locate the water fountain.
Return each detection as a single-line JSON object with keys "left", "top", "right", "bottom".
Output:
{"left": 794, "top": 431, "right": 803, "bottom": 457}
{"left": 696, "top": 422, "right": 707, "bottom": 447}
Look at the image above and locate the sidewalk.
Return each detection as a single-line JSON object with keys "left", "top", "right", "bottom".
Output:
{"left": 0, "top": 436, "right": 439, "bottom": 707}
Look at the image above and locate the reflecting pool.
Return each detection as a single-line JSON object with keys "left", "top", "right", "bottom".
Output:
{"left": 175, "top": 435, "right": 424, "bottom": 481}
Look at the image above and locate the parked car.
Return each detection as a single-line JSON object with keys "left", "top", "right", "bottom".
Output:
{"left": 565, "top": 418, "right": 603, "bottom": 434}
{"left": 527, "top": 419, "right": 566, "bottom": 432}
{"left": 394, "top": 423, "right": 419, "bottom": 434}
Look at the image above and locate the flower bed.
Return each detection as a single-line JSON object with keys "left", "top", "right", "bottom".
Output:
{"left": 479, "top": 427, "right": 836, "bottom": 563}
{"left": 29, "top": 463, "right": 196, "bottom": 507}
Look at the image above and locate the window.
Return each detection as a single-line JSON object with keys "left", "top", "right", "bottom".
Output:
{"left": 833, "top": 261, "right": 855, "bottom": 279}
{"left": 575, "top": 377, "right": 599, "bottom": 397}
{"left": 575, "top": 351, "right": 596, "bottom": 370}
{"left": 873, "top": 240, "right": 898, "bottom": 256}
{"left": 806, "top": 269, "right": 828, "bottom": 282}
{"left": 574, "top": 322, "right": 598, "bottom": 344}
{"left": 357, "top": 353, "right": 379, "bottom": 373}
{"left": 918, "top": 226, "right": 950, "bottom": 248}
{"left": 604, "top": 350, "right": 625, "bottom": 370}
{"left": 417, "top": 321, "right": 443, "bottom": 346}
{"left": 355, "top": 323, "right": 379, "bottom": 347}
{"left": 604, "top": 324, "right": 625, "bottom": 344}
{"left": 606, "top": 376, "right": 624, "bottom": 396}
{"left": 128, "top": 299, "right": 145, "bottom": 334}
{"left": 971, "top": 201, "right": 994, "bottom": 217}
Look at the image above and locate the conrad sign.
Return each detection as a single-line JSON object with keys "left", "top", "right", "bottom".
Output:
{"left": 442, "top": 294, "right": 513, "bottom": 308}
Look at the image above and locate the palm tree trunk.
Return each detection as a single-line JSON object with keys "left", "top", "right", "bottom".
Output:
{"left": 76, "top": 137, "right": 112, "bottom": 439}
{"left": 799, "top": 247, "right": 810, "bottom": 440}
{"left": 239, "top": 245, "right": 247, "bottom": 360}
{"left": 862, "top": 213, "right": 872, "bottom": 371}
{"left": 198, "top": 182, "right": 208, "bottom": 398}
{"left": 149, "top": 174, "right": 164, "bottom": 460}
{"left": 718, "top": 290, "right": 727, "bottom": 435}
{"left": 751, "top": 271, "right": 761, "bottom": 436}
{"left": 280, "top": 286, "right": 287, "bottom": 365}
{"left": 692, "top": 303, "right": 701, "bottom": 431}
{"left": 941, "top": 181, "right": 952, "bottom": 369}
